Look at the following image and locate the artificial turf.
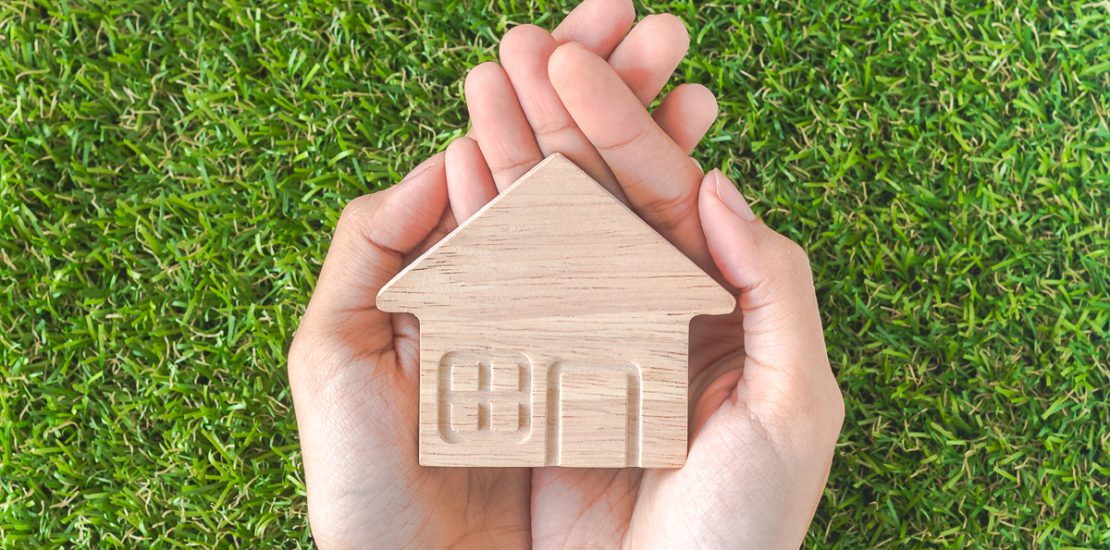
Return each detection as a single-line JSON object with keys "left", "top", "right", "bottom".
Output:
{"left": 0, "top": 0, "right": 1106, "bottom": 546}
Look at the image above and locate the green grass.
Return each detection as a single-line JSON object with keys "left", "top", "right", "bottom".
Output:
{"left": 0, "top": 0, "right": 1106, "bottom": 546}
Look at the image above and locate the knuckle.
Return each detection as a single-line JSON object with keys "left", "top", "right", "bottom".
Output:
{"left": 594, "top": 119, "right": 651, "bottom": 153}
{"left": 337, "top": 194, "right": 376, "bottom": 235}
{"left": 530, "top": 116, "right": 577, "bottom": 140}
{"left": 767, "top": 234, "right": 812, "bottom": 274}
{"left": 799, "top": 362, "right": 846, "bottom": 445}
{"left": 638, "top": 188, "right": 698, "bottom": 234}
{"left": 490, "top": 155, "right": 539, "bottom": 182}
{"left": 287, "top": 328, "right": 320, "bottom": 388}
{"left": 782, "top": 238, "right": 810, "bottom": 266}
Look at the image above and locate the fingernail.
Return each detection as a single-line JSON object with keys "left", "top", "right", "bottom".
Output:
{"left": 712, "top": 169, "right": 756, "bottom": 221}
{"left": 690, "top": 157, "right": 703, "bottom": 172}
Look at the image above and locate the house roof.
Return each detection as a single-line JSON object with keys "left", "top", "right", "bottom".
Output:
{"left": 377, "top": 154, "right": 735, "bottom": 320}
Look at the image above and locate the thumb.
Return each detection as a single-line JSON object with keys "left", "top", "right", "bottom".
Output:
{"left": 698, "top": 170, "right": 842, "bottom": 441}
{"left": 296, "top": 153, "right": 449, "bottom": 347}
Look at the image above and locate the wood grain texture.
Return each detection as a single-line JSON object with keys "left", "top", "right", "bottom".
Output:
{"left": 377, "top": 154, "right": 734, "bottom": 468}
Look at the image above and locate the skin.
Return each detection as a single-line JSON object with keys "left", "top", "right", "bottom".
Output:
{"left": 288, "top": 1, "right": 845, "bottom": 548}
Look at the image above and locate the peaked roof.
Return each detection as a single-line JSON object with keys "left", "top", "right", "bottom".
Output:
{"left": 377, "top": 154, "right": 734, "bottom": 320}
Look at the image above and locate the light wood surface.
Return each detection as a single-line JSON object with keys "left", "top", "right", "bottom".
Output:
{"left": 377, "top": 154, "right": 734, "bottom": 468}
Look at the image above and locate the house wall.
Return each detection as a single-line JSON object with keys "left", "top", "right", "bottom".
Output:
{"left": 417, "top": 313, "right": 692, "bottom": 468}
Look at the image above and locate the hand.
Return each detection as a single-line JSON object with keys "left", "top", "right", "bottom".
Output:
{"left": 452, "top": 40, "right": 845, "bottom": 550}
{"left": 287, "top": 1, "right": 719, "bottom": 547}
{"left": 448, "top": 2, "right": 717, "bottom": 219}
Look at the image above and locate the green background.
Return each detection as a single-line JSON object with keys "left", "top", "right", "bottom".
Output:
{"left": 1, "top": 0, "right": 1106, "bottom": 546}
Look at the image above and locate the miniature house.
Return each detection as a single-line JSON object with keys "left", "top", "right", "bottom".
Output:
{"left": 377, "top": 154, "right": 735, "bottom": 468}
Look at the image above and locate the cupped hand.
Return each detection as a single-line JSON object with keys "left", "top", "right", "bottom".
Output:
{"left": 452, "top": 39, "right": 846, "bottom": 550}
{"left": 287, "top": 1, "right": 721, "bottom": 548}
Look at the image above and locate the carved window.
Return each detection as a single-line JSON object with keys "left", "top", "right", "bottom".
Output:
{"left": 438, "top": 351, "right": 532, "bottom": 443}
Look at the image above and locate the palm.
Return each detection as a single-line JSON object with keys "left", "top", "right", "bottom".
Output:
{"left": 361, "top": 313, "right": 533, "bottom": 547}
{"left": 292, "top": 211, "right": 532, "bottom": 547}
{"left": 313, "top": 258, "right": 749, "bottom": 550}
{"left": 530, "top": 304, "right": 757, "bottom": 548}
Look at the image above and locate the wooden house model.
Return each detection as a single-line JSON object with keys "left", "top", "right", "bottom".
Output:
{"left": 377, "top": 154, "right": 734, "bottom": 467}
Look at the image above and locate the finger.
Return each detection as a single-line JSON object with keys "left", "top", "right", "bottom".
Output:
{"left": 499, "top": 24, "right": 625, "bottom": 200}
{"left": 606, "top": 13, "right": 690, "bottom": 105}
{"left": 460, "top": 0, "right": 632, "bottom": 141}
{"left": 445, "top": 137, "right": 498, "bottom": 222}
{"left": 297, "top": 153, "right": 449, "bottom": 353}
{"left": 698, "top": 170, "right": 842, "bottom": 440}
{"left": 652, "top": 84, "right": 719, "bottom": 154}
{"left": 465, "top": 62, "right": 543, "bottom": 190}
{"left": 700, "top": 169, "right": 819, "bottom": 364}
{"left": 548, "top": 43, "right": 708, "bottom": 262}
{"left": 551, "top": 0, "right": 635, "bottom": 58}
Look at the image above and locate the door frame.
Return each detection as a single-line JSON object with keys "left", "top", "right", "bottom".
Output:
{"left": 545, "top": 360, "right": 642, "bottom": 466}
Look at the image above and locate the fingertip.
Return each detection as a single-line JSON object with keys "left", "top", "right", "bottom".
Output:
{"left": 500, "top": 24, "right": 555, "bottom": 62}
{"left": 547, "top": 41, "right": 590, "bottom": 79}
{"left": 445, "top": 135, "right": 477, "bottom": 160}
{"left": 552, "top": 0, "right": 635, "bottom": 57}
{"left": 445, "top": 137, "right": 497, "bottom": 222}
{"left": 604, "top": 0, "right": 636, "bottom": 28}
{"left": 499, "top": 25, "right": 558, "bottom": 104}
{"left": 653, "top": 83, "right": 720, "bottom": 153}
{"left": 399, "top": 150, "right": 446, "bottom": 185}
{"left": 364, "top": 151, "right": 449, "bottom": 256}
{"left": 463, "top": 60, "right": 543, "bottom": 189}
{"left": 397, "top": 152, "right": 447, "bottom": 202}
{"left": 464, "top": 62, "right": 506, "bottom": 97}
{"left": 606, "top": 12, "right": 692, "bottom": 104}
{"left": 696, "top": 168, "right": 720, "bottom": 208}
{"left": 713, "top": 169, "right": 757, "bottom": 222}
{"left": 683, "top": 83, "right": 719, "bottom": 118}
{"left": 639, "top": 13, "right": 690, "bottom": 53}
{"left": 698, "top": 170, "right": 761, "bottom": 290}
{"left": 686, "top": 85, "right": 720, "bottom": 140}
{"left": 548, "top": 42, "right": 611, "bottom": 100}
{"left": 610, "top": 0, "right": 637, "bottom": 32}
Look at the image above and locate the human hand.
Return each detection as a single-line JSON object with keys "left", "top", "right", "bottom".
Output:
{"left": 287, "top": 1, "right": 720, "bottom": 547}
{"left": 448, "top": 0, "right": 717, "bottom": 219}
{"left": 452, "top": 41, "right": 846, "bottom": 550}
